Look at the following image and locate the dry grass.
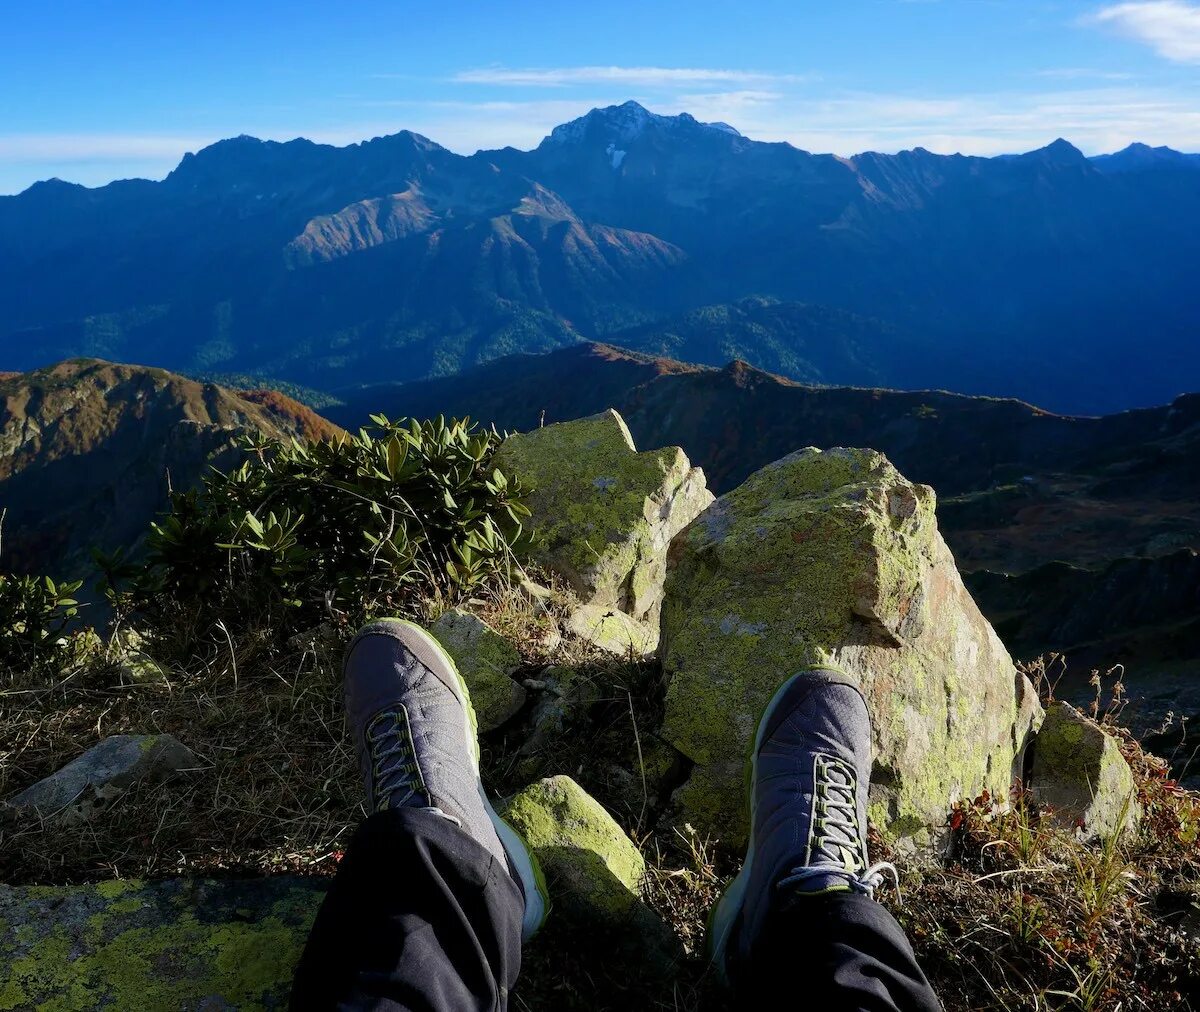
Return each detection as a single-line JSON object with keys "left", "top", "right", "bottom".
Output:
{"left": 3, "top": 604, "right": 1200, "bottom": 1010}
{"left": 0, "top": 618, "right": 360, "bottom": 884}
{"left": 894, "top": 732, "right": 1200, "bottom": 1011}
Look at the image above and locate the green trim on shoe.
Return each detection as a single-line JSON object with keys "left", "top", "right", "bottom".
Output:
{"left": 372, "top": 617, "right": 550, "bottom": 940}
{"left": 706, "top": 666, "right": 851, "bottom": 981}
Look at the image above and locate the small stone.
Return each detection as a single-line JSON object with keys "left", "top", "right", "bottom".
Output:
{"left": 1031, "top": 701, "right": 1141, "bottom": 842}
{"left": 5, "top": 734, "right": 199, "bottom": 823}
{"left": 431, "top": 609, "right": 526, "bottom": 732}
{"left": 498, "top": 776, "right": 645, "bottom": 920}
{"left": 567, "top": 603, "right": 657, "bottom": 657}
{"left": 286, "top": 621, "right": 340, "bottom": 653}
{"left": 520, "top": 666, "right": 601, "bottom": 755}
{"left": 117, "top": 651, "right": 170, "bottom": 683}
{"left": 111, "top": 628, "right": 170, "bottom": 683}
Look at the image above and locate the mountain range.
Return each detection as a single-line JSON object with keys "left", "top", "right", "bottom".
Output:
{"left": 3, "top": 102, "right": 1199, "bottom": 414}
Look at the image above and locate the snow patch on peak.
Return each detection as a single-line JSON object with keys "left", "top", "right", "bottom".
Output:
{"left": 605, "top": 143, "right": 627, "bottom": 169}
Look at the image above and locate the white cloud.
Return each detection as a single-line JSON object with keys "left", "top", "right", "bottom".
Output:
{"left": 1091, "top": 1, "right": 1200, "bottom": 62}
{"left": 1033, "top": 67, "right": 1136, "bottom": 79}
{"left": 449, "top": 65, "right": 811, "bottom": 88}
{"left": 0, "top": 133, "right": 213, "bottom": 163}
{"left": 639, "top": 87, "right": 1200, "bottom": 155}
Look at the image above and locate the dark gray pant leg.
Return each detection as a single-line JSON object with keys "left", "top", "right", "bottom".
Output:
{"left": 744, "top": 892, "right": 942, "bottom": 1012}
{"left": 291, "top": 808, "right": 523, "bottom": 1012}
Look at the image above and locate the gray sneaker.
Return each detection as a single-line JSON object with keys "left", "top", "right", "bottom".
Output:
{"left": 707, "top": 668, "right": 896, "bottom": 979}
{"left": 344, "top": 618, "right": 549, "bottom": 940}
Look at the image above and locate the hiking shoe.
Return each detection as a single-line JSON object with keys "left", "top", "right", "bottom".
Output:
{"left": 344, "top": 618, "right": 549, "bottom": 940}
{"left": 707, "top": 668, "right": 896, "bottom": 980}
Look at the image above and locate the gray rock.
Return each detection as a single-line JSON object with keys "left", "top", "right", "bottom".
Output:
{"left": 431, "top": 609, "right": 526, "bottom": 732}
{"left": 1031, "top": 701, "right": 1141, "bottom": 841}
{"left": 0, "top": 876, "right": 324, "bottom": 1008}
{"left": 5, "top": 734, "right": 199, "bottom": 823}
{"left": 566, "top": 602, "right": 657, "bottom": 656}
{"left": 659, "top": 446, "right": 1042, "bottom": 852}
{"left": 520, "top": 666, "right": 601, "bottom": 755}
{"left": 493, "top": 409, "right": 713, "bottom": 654}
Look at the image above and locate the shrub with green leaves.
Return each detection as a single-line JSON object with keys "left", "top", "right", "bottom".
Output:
{"left": 131, "top": 415, "right": 531, "bottom": 633}
{"left": 0, "top": 574, "right": 82, "bottom": 675}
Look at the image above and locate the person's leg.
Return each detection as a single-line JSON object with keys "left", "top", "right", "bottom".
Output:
{"left": 290, "top": 619, "right": 548, "bottom": 1012}
{"left": 291, "top": 808, "right": 523, "bottom": 1011}
{"left": 745, "top": 892, "right": 939, "bottom": 1011}
{"left": 706, "top": 669, "right": 942, "bottom": 1012}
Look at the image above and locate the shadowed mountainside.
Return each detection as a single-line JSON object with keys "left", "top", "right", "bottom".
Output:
{"left": 0, "top": 359, "right": 342, "bottom": 580}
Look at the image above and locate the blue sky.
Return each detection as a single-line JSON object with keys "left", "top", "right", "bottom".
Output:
{"left": 2, "top": 0, "right": 1200, "bottom": 194}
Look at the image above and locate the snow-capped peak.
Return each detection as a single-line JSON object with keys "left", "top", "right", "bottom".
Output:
{"left": 543, "top": 101, "right": 740, "bottom": 147}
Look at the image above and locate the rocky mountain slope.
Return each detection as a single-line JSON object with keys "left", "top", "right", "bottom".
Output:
{"left": 0, "top": 359, "right": 341, "bottom": 581}
{"left": 3, "top": 409, "right": 1196, "bottom": 1010}
{"left": 3, "top": 102, "right": 1199, "bottom": 412}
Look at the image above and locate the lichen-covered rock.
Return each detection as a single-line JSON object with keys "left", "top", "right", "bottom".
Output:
{"left": 0, "top": 876, "right": 323, "bottom": 1009}
{"left": 498, "top": 775, "right": 645, "bottom": 920}
{"left": 660, "top": 447, "right": 1042, "bottom": 851}
{"left": 1031, "top": 701, "right": 1140, "bottom": 841}
{"left": 493, "top": 410, "right": 713, "bottom": 652}
{"left": 5, "top": 734, "right": 199, "bottom": 823}
{"left": 431, "top": 609, "right": 526, "bottom": 732}
{"left": 110, "top": 628, "right": 170, "bottom": 683}
{"left": 566, "top": 603, "right": 657, "bottom": 656}
{"left": 117, "top": 652, "right": 169, "bottom": 684}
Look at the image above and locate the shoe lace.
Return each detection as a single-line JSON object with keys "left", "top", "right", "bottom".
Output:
{"left": 777, "top": 753, "right": 899, "bottom": 899}
{"left": 366, "top": 708, "right": 427, "bottom": 812}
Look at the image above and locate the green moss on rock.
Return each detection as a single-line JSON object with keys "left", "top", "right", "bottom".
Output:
{"left": 659, "top": 446, "right": 1042, "bottom": 851}
{"left": 499, "top": 775, "right": 645, "bottom": 920}
{"left": 0, "top": 877, "right": 325, "bottom": 1010}
{"left": 493, "top": 410, "right": 712, "bottom": 647}
{"left": 565, "top": 603, "right": 657, "bottom": 657}
{"left": 431, "top": 608, "right": 526, "bottom": 732}
{"left": 1031, "top": 701, "right": 1140, "bottom": 841}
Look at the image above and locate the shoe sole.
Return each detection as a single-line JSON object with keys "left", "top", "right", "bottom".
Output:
{"left": 367, "top": 618, "right": 550, "bottom": 941}
{"left": 705, "top": 667, "right": 853, "bottom": 981}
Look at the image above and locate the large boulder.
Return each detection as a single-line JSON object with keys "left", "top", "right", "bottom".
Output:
{"left": 493, "top": 410, "right": 712, "bottom": 653}
{"left": 431, "top": 609, "right": 526, "bottom": 732}
{"left": 659, "top": 447, "right": 1042, "bottom": 850}
{"left": 5, "top": 734, "right": 199, "bottom": 823}
{"left": 498, "top": 775, "right": 645, "bottom": 921}
{"left": 0, "top": 876, "right": 323, "bottom": 1009}
{"left": 1031, "top": 702, "right": 1141, "bottom": 841}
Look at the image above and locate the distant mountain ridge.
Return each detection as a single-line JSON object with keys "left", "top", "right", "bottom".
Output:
{"left": 329, "top": 342, "right": 1200, "bottom": 565}
{"left": 3, "top": 102, "right": 1200, "bottom": 413}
